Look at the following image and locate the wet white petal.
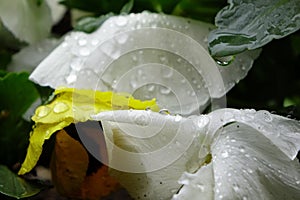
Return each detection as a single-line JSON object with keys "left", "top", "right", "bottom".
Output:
{"left": 172, "top": 163, "right": 214, "bottom": 200}
{"left": 93, "top": 110, "right": 210, "bottom": 199}
{"left": 30, "top": 12, "right": 259, "bottom": 115}
{"left": 94, "top": 109, "right": 300, "bottom": 199}
{"left": 211, "top": 122, "right": 300, "bottom": 200}
{"left": 0, "top": 0, "right": 52, "bottom": 44}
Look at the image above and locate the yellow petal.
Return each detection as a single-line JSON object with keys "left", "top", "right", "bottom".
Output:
{"left": 18, "top": 87, "right": 158, "bottom": 175}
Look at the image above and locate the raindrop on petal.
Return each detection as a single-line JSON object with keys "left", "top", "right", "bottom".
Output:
{"left": 79, "top": 47, "right": 90, "bottom": 56}
{"left": 65, "top": 74, "right": 77, "bottom": 84}
{"left": 115, "top": 16, "right": 128, "bottom": 26}
{"left": 214, "top": 55, "right": 235, "bottom": 66}
{"left": 36, "top": 106, "right": 51, "bottom": 118}
{"left": 221, "top": 150, "right": 229, "bottom": 158}
{"left": 174, "top": 114, "right": 182, "bottom": 122}
{"left": 53, "top": 102, "right": 69, "bottom": 113}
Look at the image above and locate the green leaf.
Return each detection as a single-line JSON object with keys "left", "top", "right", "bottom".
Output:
{"left": 0, "top": 165, "right": 41, "bottom": 198}
{"left": 172, "top": 0, "right": 227, "bottom": 24}
{"left": 0, "top": 0, "right": 52, "bottom": 44}
{"left": 208, "top": 0, "right": 300, "bottom": 56}
{"left": 0, "top": 72, "right": 39, "bottom": 166}
{"left": 120, "top": 0, "right": 134, "bottom": 14}
{"left": 74, "top": 13, "right": 115, "bottom": 33}
{"left": 60, "top": 0, "right": 127, "bottom": 14}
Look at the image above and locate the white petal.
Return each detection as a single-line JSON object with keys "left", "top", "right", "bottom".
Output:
{"left": 211, "top": 122, "right": 300, "bottom": 200}
{"left": 46, "top": 0, "right": 66, "bottom": 24}
{"left": 30, "top": 12, "right": 258, "bottom": 115}
{"left": 208, "top": 109, "right": 300, "bottom": 160}
{"left": 8, "top": 38, "right": 61, "bottom": 73}
{"left": 172, "top": 163, "right": 214, "bottom": 200}
{"left": 94, "top": 109, "right": 300, "bottom": 199}
{"left": 0, "top": 0, "right": 52, "bottom": 44}
{"left": 92, "top": 110, "right": 210, "bottom": 199}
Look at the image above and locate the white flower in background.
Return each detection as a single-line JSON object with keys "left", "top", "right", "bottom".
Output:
{"left": 29, "top": 12, "right": 260, "bottom": 115}
{"left": 92, "top": 109, "right": 300, "bottom": 200}
{"left": 0, "top": 0, "right": 65, "bottom": 44}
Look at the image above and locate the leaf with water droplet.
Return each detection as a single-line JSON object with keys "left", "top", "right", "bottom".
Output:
{"left": 208, "top": 0, "right": 300, "bottom": 57}
{"left": 0, "top": 165, "right": 43, "bottom": 198}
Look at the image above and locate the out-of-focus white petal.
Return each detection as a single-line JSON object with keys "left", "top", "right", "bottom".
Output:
{"left": 8, "top": 38, "right": 61, "bottom": 73}
{"left": 46, "top": 0, "right": 66, "bottom": 25}
{"left": 30, "top": 12, "right": 259, "bottom": 115}
{"left": 0, "top": 0, "right": 52, "bottom": 44}
{"left": 93, "top": 109, "right": 300, "bottom": 199}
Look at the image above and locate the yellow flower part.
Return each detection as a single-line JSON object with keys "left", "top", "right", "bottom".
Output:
{"left": 18, "top": 87, "right": 159, "bottom": 175}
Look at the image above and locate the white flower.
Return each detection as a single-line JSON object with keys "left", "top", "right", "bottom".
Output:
{"left": 91, "top": 109, "right": 300, "bottom": 200}
{"left": 29, "top": 12, "right": 259, "bottom": 115}
{"left": 0, "top": 0, "right": 52, "bottom": 44}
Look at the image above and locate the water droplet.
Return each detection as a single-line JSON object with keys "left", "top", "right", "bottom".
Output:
{"left": 233, "top": 184, "right": 240, "bottom": 192}
{"left": 296, "top": 180, "right": 300, "bottom": 185}
{"left": 247, "top": 168, "right": 253, "bottom": 174}
{"left": 195, "top": 116, "right": 209, "bottom": 129}
{"left": 160, "top": 87, "right": 171, "bottom": 95}
{"left": 256, "top": 111, "right": 273, "bottom": 122}
{"left": 146, "top": 84, "right": 155, "bottom": 92}
{"left": 214, "top": 56, "right": 235, "bottom": 66}
{"left": 79, "top": 47, "right": 90, "bottom": 56}
{"left": 134, "top": 113, "right": 150, "bottom": 126}
{"left": 66, "top": 74, "right": 77, "bottom": 84}
{"left": 78, "top": 39, "right": 87, "bottom": 46}
{"left": 115, "top": 16, "right": 128, "bottom": 26}
{"left": 36, "top": 106, "right": 50, "bottom": 118}
{"left": 53, "top": 102, "right": 69, "bottom": 113}
{"left": 91, "top": 39, "right": 99, "bottom": 46}
{"left": 116, "top": 34, "right": 128, "bottom": 44}
{"left": 62, "top": 42, "right": 68, "bottom": 47}
{"left": 219, "top": 195, "right": 223, "bottom": 199}
{"left": 195, "top": 184, "right": 204, "bottom": 192}
{"left": 239, "top": 146, "right": 245, "bottom": 153}
{"left": 161, "top": 67, "right": 173, "bottom": 78}
{"left": 130, "top": 75, "right": 138, "bottom": 88}
{"left": 70, "top": 58, "right": 83, "bottom": 71}
{"left": 221, "top": 150, "right": 229, "bottom": 158}
{"left": 159, "top": 109, "right": 169, "bottom": 115}
{"left": 174, "top": 114, "right": 182, "bottom": 122}
{"left": 242, "top": 196, "right": 248, "bottom": 200}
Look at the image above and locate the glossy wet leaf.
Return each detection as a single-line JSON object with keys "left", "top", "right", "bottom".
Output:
{"left": 208, "top": 0, "right": 300, "bottom": 56}
{"left": 0, "top": 165, "right": 42, "bottom": 199}
{"left": 18, "top": 87, "right": 158, "bottom": 175}
{"left": 0, "top": 72, "right": 39, "bottom": 166}
{"left": 0, "top": 0, "right": 52, "bottom": 44}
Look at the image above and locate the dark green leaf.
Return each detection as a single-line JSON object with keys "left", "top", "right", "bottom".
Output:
{"left": 74, "top": 13, "right": 115, "bottom": 33}
{"left": 59, "top": 0, "right": 127, "bottom": 14}
{"left": 0, "top": 165, "right": 41, "bottom": 198}
{"left": 208, "top": 0, "right": 300, "bottom": 56}
{"left": 0, "top": 72, "right": 39, "bottom": 165}
{"left": 172, "top": 0, "right": 226, "bottom": 24}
